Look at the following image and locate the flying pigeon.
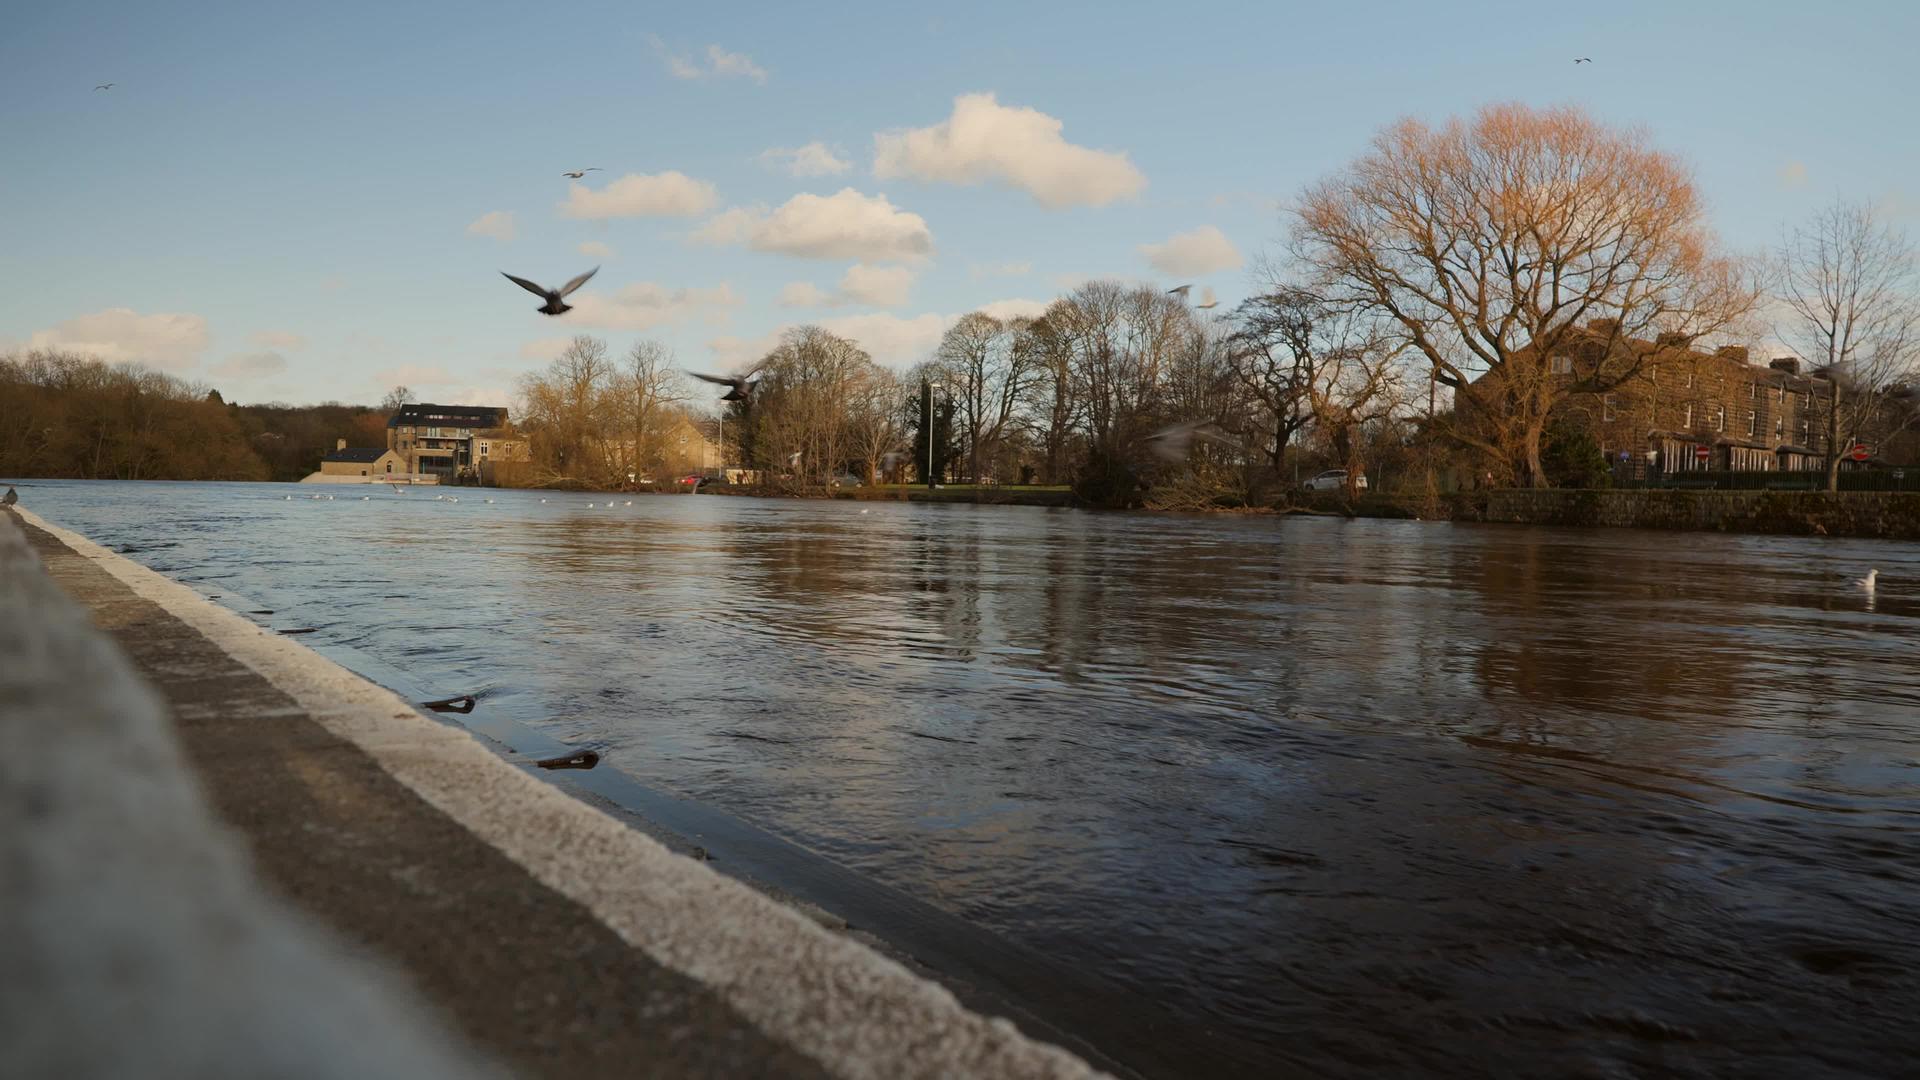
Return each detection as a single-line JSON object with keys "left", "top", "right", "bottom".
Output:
{"left": 689, "top": 363, "right": 766, "bottom": 403}
{"left": 501, "top": 266, "right": 598, "bottom": 315}
{"left": 1196, "top": 286, "right": 1219, "bottom": 310}
{"left": 94, "top": 83, "right": 114, "bottom": 91}
{"left": 562, "top": 168, "right": 603, "bottom": 179}
{"left": 1167, "top": 284, "right": 1192, "bottom": 298}
{"left": 1143, "top": 420, "right": 1242, "bottom": 462}
{"left": 1574, "top": 58, "right": 1592, "bottom": 64}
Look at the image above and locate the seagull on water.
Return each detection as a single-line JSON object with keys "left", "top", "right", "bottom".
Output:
{"left": 501, "top": 266, "right": 599, "bottom": 316}
{"left": 1858, "top": 569, "right": 1878, "bottom": 593}
{"left": 1143, "top": 420, "right": 1242, "bottom": 462}
{"left": 562, "top": 168, "right": 602, "bottom": 179}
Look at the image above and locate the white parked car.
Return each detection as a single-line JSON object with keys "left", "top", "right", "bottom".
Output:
{"left": 1303, "top": 469, "right": 1367, "bottom": 492}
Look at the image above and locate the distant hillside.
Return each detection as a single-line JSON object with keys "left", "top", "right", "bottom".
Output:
{"left": 1, "top": 349, "right": 389, "bottom": 483}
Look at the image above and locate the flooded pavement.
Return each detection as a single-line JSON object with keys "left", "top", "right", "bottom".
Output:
{"left": 17, "top": 480, "right": 1920, "bottom": 1077}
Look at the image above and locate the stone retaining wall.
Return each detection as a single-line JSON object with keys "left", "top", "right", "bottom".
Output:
{"left": 1486, "top": 489, "right": 1920, "bottom": 540}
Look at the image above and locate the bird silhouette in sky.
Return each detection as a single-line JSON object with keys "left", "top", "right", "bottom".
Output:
{"left": 1196, "top": 286, "right": 1220, "bottom": 310}
{"left": 94, "top": 82, "right": 114, "bottom": 90}
{"left": 1574, "top": 58, "right": 1592, "bottom": 64}
{"left": 1167, "top": 284, "right": 1192, "bottom": 298}
{"left": 562, "top": 168, "right": 602, "bottom": 179}
{"left": 501, "top": 266, "right": 598, "bottom": 315}
{"left": 689, "top": 363, "right": 766, "bottom": 403}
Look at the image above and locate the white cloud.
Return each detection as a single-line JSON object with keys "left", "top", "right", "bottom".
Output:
{"left": 693, "top": 188, "right": 932, "bottom": 262}
{"left": 838, "top": 263, "right": 916, "bottom": 307}
{"left": 559, "top": 172, "right": 719, "bottom": 219}
{"left": 647, "top": 35, "right": 767, "bottom": 83}
{"left": 874, "top": 92, "right": 1146, "bottom": 209}
{"left": 578, "top": 241, "right": 616, "bottom": 259}
{"left": 371, "top": 364, "right": 457, "bottom": 388}
{"left": 975, "top": 298, "right": 1051, "bottom": 321}
{"left": 566, "top": 281, "right": 743, "bottom": 331}
{"left": 465, "top": 210, "right": 515, "bottom": 241}
{"left": 705, "top": 331, "right": 784, "bottom": 370}
{"left": 1780, "top": 160, "right": 1809, "bottom": 190}
{"left": 969, "top": 260, "right": 1031, "bottom": 280}
{"left": 519, "top": 337, "right": 573, "bottom": 361}
{"left": 248, "top": 330, "right": 305, "bottom": 350}
{"left": 706, "top": 44, "right": 768, "bottom": 84}
{"left": 759, "top": 141, "right": 851, "bottom": 177}
{"left": 209, "top": 351, "right": 287, "bottom": 380}
{"left": 1139, "top": 225, "right": 1242, "bottom": 276}
{"left": 777, "top": 282, "right": 832, "bottom": 308}
{"left": 815, "top": 312, "right": 950, "bottom": 366}
{"left": 26, "top": 308, "right": 209, "bottom": 371}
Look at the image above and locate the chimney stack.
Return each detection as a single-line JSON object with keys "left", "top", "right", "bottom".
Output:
{"left": 1715, "top": 345, "right": 1749, "bottom": 364}
{"left": 1769, "top": 358, "right": 1800, "bottom": 375}
{"left": 336, "top": 438, "right": 347, "bottom": 451}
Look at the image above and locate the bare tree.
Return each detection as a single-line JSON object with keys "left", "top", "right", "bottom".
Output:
{"left": 1226, "top": 287, "right": 1323, "bottom": 474}
{"left": 1777, "top": 198, "right": 1920, "bottom": 490}
{"left": 613, "top": 339, "right": 687, "bottom": 480}
{"left": 516, "top": 335, "right": 615, "bottom": 485}
{"left": 1294, "top": 102, "right": 1756, "bottom": 487}
{"left": 934, "top": 312, "right": 1035, "bottom": 483}
{"left": 1016, "top": 312, "right": 1080, "bottom": 484}
{"left": 379, "top": 385, "right": 414, "bottom": 414}
{"left": 847, "top": 364, "right": 908, "bottom": 485}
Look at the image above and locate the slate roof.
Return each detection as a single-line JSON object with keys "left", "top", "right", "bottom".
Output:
{"left": 387, "top": 403, "right": 509, "bottom": 430}
{"left": 322, "top": 447, "right": 394, "bottom": 464}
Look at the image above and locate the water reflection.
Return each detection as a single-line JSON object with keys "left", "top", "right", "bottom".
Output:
{"left": 20, "top": 480, "right": 1920, "bottom": 1076}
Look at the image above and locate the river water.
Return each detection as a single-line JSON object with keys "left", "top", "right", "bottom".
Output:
{"left": 16, "top": 480, "right": 1920, "bottom": 1077}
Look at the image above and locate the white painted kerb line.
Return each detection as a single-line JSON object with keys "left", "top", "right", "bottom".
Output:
{"left": 16, "top": 508, "right": 1104, "bottom": 1080}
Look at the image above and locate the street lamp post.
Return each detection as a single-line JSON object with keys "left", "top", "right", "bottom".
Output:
{"left": 924, "top": 381, "right": 945, "bottom": 490}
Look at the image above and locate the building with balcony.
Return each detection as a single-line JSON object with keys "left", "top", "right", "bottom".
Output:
{"left": 385, "top": 403, "right": 526, "bottom": 483}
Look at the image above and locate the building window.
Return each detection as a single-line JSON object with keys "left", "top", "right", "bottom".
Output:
{"left": 1801, "top": 419, "right": 1810, "bottom": 443}
{"left": 1750, "top": 383, "right": 1759, "bottom": 401}
{"left": 1686, "top": 369, "right": 1696, "bottom": 389}
{"left": 1550, "top": 355, "right": 1573, "bottom": 375}
{"left": 1778, "top": 385, "right": 1786, "bottom": 404}
{"left": 1713, "top": 405, "right": 1725, "bottom": 432}
{"left": 1775, "top": 417, "right": 1784, "bottom": 438}
{"left": 479, "top": 443, "right": 490, "bottom": 457}
{"left": 1747, "top": 410, "right": 1756, "bottom": 437}
{"left": 1602, "top": 394, "right": 1618, "bottom": 422}
{"left": 1683, "top": 402, "right": 1694, "bottom": 428}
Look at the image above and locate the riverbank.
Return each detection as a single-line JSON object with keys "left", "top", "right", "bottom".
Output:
{"left": 1, "top": 505, "right": 1107, "bottom": 1080}
{"left": 1487, "top": 488, "right": 1920, "bottom": 540}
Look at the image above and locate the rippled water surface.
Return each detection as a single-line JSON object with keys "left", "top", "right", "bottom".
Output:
{"left": 19, "top": 480, "right": 1920, "bottom": 1076}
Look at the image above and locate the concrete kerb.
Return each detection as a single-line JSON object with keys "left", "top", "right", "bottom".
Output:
{"left": 9, "top": 507, "right": 1105, "bottom": 1080}
{"left": 0, "top": 509, "right": 497, "bottom": 1080}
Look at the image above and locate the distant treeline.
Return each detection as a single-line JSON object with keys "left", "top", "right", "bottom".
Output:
{"left": 1, "top": 349, "right": 388, "bottom": 483}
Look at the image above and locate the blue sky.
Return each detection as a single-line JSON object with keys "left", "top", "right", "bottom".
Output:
{"left": 3, "top": 0, "right": 1916, "bottom": 408}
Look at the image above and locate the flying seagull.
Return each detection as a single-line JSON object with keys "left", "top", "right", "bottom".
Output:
{"left": 1574, "top": 58, "right": 1592, "bottom": 64}
{"left": 94, "top": 82, "right": 114, "bottom": 90}
{"left": 1167, "top": 284, "right": 1192, "bottom": 299}
{"left": 1143, "top": 420, "right": 1242, "bottom": 462}
{"left": 562, "top": 168, "right": 603, "bottom": 179}
{"left": 689, "top": 363, "right": 765, "bottom": 403}
{"left": 501, "top": 266, "right": 598, "bottom": 316}
{"left": 1196, "top": 286, "right": 1220, "bottom": 310}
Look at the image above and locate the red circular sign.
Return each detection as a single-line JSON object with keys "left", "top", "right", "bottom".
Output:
{"left": 1850, "top": 444, "right": 1871, "bottom": 462}
{"left": 1694, "top": 446, "right": 1711, "bottom": 461}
